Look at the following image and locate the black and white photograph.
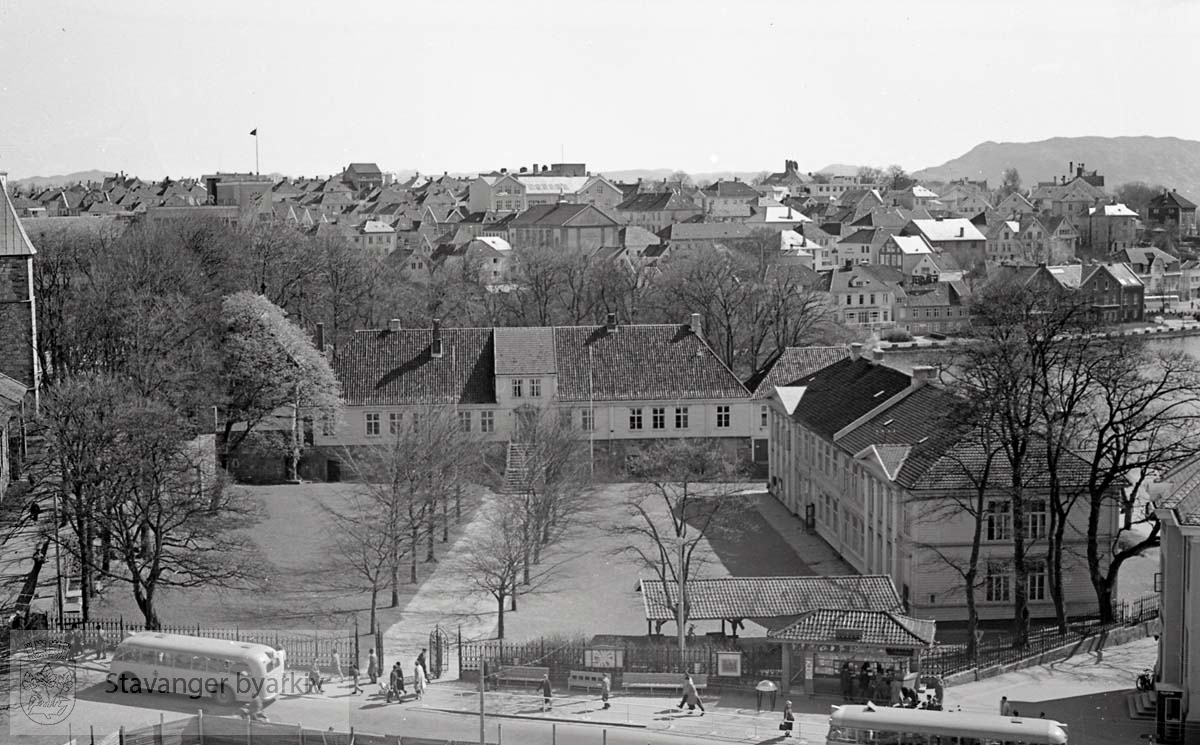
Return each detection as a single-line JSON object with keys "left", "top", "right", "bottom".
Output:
{"left": 0, "top": 1, "right": 1195, "bottom": 742}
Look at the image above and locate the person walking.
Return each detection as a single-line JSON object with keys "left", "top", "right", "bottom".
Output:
{"left": 367, "top": 648, "right": 379, "bottom": 685}
{"left": 601, "top": 674, "right": 611, "bottom": 710}
{"left": 413, "top": 657, "right": 427, "bottom": 699}
{"left": 387, "top": 661, "right": 406, "bottom": 703}
{"left": 840, "top": 661, "right": 853, "bottom": 702}
{"left": 540, "top": 673, "right": 552, "bottom": 712}
{"left": 95, "top": 629, "right": 109, "bottom": 661}
{"left": 781, "top": 700, "right": 795, "bottom": 738}
{"left": 416, "top": 647, "right": 429, "bottom": 681}
{"left": 1000, "top": 696, "right": 1012, "bottom": 716}
{"left": 332, "top": 650, "right": 344, "bottom": 682}
{"left": 677, "top": 674, "right": 705, "bottom": 715}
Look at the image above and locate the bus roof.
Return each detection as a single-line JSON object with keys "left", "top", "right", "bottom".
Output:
{"left": 830, "top": 705, "right": 1068, "bottom": 743}
{"left": 119, "top": 632, "right": 279, "bottom": 659}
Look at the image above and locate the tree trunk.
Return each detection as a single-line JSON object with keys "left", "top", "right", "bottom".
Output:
{"left": 1048, "top": 519, "right": 1068, "bottom": 633}
{"left": 496, "top": 594, "right": 506, "bottom": 640}
{"left": 426, "top": 508, "right": 436, "bottom": 563}
{"left": 442, "top": 493, "right": 449, "bottom": 543}
{"left": 390, "top": 559, "right": 400, "bottom": 607}
{"left": 410, "top": 524, "right": 419, "bottom": 584}
{"left": 676, "top": 541, "right": 687, "bottom": 654}
{"left": 370, "top": 587, "right": 379, "bottom": 635}
{"left": 455, "top": 483, "right": 462, "bottom": 523}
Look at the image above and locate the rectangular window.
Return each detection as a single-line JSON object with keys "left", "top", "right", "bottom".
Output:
{"left": 986, "top": 500, "right": 1012, "bottom": 541}
{"left": 760, "top": 405, "right": 768, "bottom": 428}
{"left": 322, "top": 416, "right": 336, "bottom": 436}
{"left": 410, "top": 411, "right": 421, "bottom": 432}
{"left": 389, "top": 412, "right": 401, "bottom": 435}
{"left": 986, "top": 562, "right": 1011, "bottom": 602}
{"left": 529, "top": 378, "right": 542, "bottom": 397}
{"left": 458, "top": 411, "right": 471, "bottom": 432}
{"left": 1025, "top": 500, "right": 1047, "bottom": 540}
{"left": 365, "top": 412, "right": 380, "bottom": 437}
{"left": 675, "top": 406, "right": 689, "bottom": 429}
{"left": 629, "top": 408, "right": 643, "bottom": 431}
{"left": 1028, "top": 561, "right": 1047, "bottom": 602}
{"left": 581, "top": 408, "right": 594, "bottom": 432}
{"left": 558, "top": 408, "right": 572, "bottom": 429}
{"left": 479, "top": 411, "right": 495, "bottom": 433}
{"left": 651, "top": 407, "right": 665, "bottom": 430}
{"left": 511, "top": 379, "right": 523, "bottom": 398}
{"left": 716, "top": 405, "right": 731, "bottom": 429}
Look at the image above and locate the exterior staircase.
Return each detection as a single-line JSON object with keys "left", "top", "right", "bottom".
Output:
{"left": 501, "top": 442, "right": 533, "bottom": 495}
{"left": 1126, "top": 689, "right": 1156, "bottom": 720}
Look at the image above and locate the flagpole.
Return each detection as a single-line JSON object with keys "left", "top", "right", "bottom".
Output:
{"left": 255, "top": 131, "right": 260, "bottom": 175}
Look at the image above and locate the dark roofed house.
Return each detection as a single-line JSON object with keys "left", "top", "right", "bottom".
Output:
{"left": 343, "top": 163, "right": 385, "bottom": 192}
{"left": 508, "top": 204, "right": 621, "bottom": 252}
{"left": 613, "top": 191, "right": 703, "bottom": 232}
{"left": 762, "top": 347, "right": 1122, "bottom": 636}
{"left": 1148, "top": 189, "right": 1198, "bottom": 236}
{"left": 316, "top": 318, "right": 755, "bottom": 476}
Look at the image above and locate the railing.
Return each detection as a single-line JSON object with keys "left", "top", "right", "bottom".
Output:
{"left": 38, "top": 617, "right": 356, "bottom": 672}
{"left": 920, "top": 593, "right": 1160, "bottom": 678}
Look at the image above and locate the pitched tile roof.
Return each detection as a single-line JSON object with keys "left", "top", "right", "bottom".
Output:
{"left": 640, "top": 575, "right": 904, "bottom": 621}
{"left": 768, "top": 609, "right": 936, "bottom": 646}
{"left": 700, "top": 180, "right": 760, "bottom": 198}
{"left": 0, "top": 371, "right": 28, "bottom": 410}
{"left": 1150, "top": 190, "right": 1198, "bottom": 210}
{"left": 744, "top": 346, "right": 849, "bottom": 398}
{"left": 494, "top": 327, "right": 557, "bottom": 375}
{"left": 553, "top": 324, "right": 748, "bottom": 402}
{"left": 1155, "top": 455, "right": 1200, "bottom": 526}
{"left": 789, "top": 358, "right": 912, "bottom": 439}
{"left": 909, "top": 218, "right": 986, "bottom": 243}
{"left": 510, "top": 203, "right": 618, "bottom": 227}
{"left": 334, "top": 327, "right": 497, "bottom": 406}
{"left": 658, "top": 223, "right": 755, "bottom": 242}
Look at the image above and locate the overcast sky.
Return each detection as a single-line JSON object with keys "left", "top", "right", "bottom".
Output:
{"left": 2, "top": 0, "right": 1197, "bottom": 180}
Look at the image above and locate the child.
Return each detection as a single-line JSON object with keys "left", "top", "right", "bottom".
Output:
{"left": 309, "top": 660, "right": 323, "bottom": 693}
{"left": 781, "top": 701, "right": 795, "bottom": 738}
{"left": 349, "top": 661, "right": 362, "bottom": 694}
{"left": 367, "top": 648, "right": 379, "bottom": 685}
{"left": 332, "top": 650, "right": 344, "bottom": 682}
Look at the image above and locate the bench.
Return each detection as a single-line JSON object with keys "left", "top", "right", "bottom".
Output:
{"left": 568, "top": 670, "right": 610, "bottom": 691}
{"left": 622, "top": 672, "right": 708, "bottom": 692}
{"left": 494, "top": 665, "right": 550, "bottom": 687}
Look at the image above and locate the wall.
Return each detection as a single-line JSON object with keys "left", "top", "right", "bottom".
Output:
{"left": 0, "top": 257, "right": 37, "bottom": 389}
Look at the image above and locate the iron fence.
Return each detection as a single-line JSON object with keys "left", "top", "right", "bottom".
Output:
{"left": 40, "top": 617, "right": 356, "bottom": 672}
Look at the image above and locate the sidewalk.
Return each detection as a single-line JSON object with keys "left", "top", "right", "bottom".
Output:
{"left": 380, "top": 488, "right": 501, "bottom": 678}
{"left": 412, "top": 636, "right": 1160, "bottom": 744}
{"left": 752, "top": 491, "right": 857, "bottom": 576}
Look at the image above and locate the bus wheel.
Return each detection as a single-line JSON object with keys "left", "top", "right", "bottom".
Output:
{"left": 215, "top": 683, "right": 236, "bottom": 707}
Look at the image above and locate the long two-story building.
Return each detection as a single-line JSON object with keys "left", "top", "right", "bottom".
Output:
{"left": 313, "top": 316, "right": 754, "bottom": 479}
{"left": 764, "top": 345, "right": 1119, "bottom": 623}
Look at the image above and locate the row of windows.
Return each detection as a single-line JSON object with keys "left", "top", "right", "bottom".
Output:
{"left": 364, "top": 410, "right": 496, "bottom": 436}
{"left": 984, "top": 561, "right": 1047, "bottom": 603}
{"left": 985, "top": 499, "right": 1048, "bottom": 541}
{"left": 626, "top": 405, "right": 728, "bottom": 430}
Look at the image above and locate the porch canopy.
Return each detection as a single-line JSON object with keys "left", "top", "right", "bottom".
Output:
{"left": 639, "top": 575, "right": 905, "bottom": 636}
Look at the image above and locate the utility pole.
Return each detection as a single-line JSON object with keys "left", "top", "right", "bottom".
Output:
{"left": 479, "top": 662, "right": 486, "bottom": 745}
{"left": 52, "top": 490, "right": 63, "bottom": 629}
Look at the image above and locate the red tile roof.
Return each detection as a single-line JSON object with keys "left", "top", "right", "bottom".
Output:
{"left": 494, "top": 327, "right": 557, "bottom": 375}
{"left": 553, "top": 325, "right": 748, "bottom": 403}
{"left": 768, "top": 610, "right": 936, "bottom": 646}
{"left": 640, "top": 575, "right": 904, "bottom": 622}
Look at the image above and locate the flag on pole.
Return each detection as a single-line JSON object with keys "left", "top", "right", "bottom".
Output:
{"left": 249, "top": 128, "right": 258, "bottom": 136}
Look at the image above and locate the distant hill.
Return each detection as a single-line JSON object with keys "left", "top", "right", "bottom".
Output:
{"left": 817, "top": 164, "right": 863, "bottom": 178}
{"left": 913, "top": 136, "right": 1200, "bottom": 201}
{"left": 601, "top": 169, "right": 763, "bottom": 185}
{"left": 10, "top": 170, "right": 114, "bottom": 190}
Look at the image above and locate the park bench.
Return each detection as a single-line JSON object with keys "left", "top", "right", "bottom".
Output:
{"left": 567, "top": 670, "right": 609, "bottom": 691}
{"left": 622, "top": 672, "right": 708, "bottom": 692}
{"left": 494, "top": 665, "right": 550, "bottom": 687}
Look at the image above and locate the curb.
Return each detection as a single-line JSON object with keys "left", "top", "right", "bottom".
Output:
{"left": 421, "top": 706, "right": 648, "bottom": 730}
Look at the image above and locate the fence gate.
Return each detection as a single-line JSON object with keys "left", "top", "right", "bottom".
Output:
{"left": 428, "top": 624, "right": 450, "bottom": 680}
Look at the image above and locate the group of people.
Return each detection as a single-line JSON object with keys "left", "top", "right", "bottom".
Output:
{"left": 304, "top": 647, "right": 431, "bottom": 704}
{"left": 839, "top": 661, "right": 927, "bottom": 707}
{"left": 65, "top": 626, "right": 110, "bottom": 662}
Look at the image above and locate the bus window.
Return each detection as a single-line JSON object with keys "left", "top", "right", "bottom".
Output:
{"left": 190, "top": 655, "right": 207, "bottom": 670}
{"left": 157, "top": 652, "right": 173, "bottom": 667}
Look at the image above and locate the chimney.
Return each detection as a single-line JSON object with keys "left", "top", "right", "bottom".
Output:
{"left": 606, "top": 312, "right": 618, "bottom": 331}
{"left": 688, "top": 312, "right": 703, "bottom": 340}
{"left": 958, "top": 227, "right": 964, "bottom": 237}
{"left": 431, "top": 318, "right": 443, "bottom": 358}
{"left": 850, "top": 342, "right": 863, "bottom": 361}
{"left": 911, "top": 365, "right": 935, "bottom": 387}
{"left": 315, "top": 322, "right": 325, "bottom": 353}
{"left": 1069, "top": 161, "right": 1074, "bottom": 175}
{"left": 388, "top": 318, "right": 402, "bottom": 332}
{"left": 533, "top": 162, "right": 539, "bottom": 174}
{"left": 871, "top": 347, "right": 885, "bottom": 365}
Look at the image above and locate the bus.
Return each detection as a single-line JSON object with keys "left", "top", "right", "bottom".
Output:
{"left": 106, "top": 632, "right": 287, "bottom": 707}
{"left": 827, "top": 704, "right": 1069, "bottom": 745}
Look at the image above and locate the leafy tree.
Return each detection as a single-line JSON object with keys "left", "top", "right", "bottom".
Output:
{"left": 1115, "top": 181, "right": 1164, "bottom": 217}
{"left": 219, "top": 292, "right": 342, "bottom": 468}
{"left": 669, "top": 171, "right": 694, "bottom": 190}
{"left": 856, "top": 166, "right": 884, "bottom": 185}
{"left": 998, "top": 168, "right": 1022, "bottom": 199}
{"left": 322, "top": 489, "right": 396, "bottom": 634}
{"left": 608, "top": 439, "right": 748, "bottom": 652}
{"left": 885, "top": 164, "right": 912, "bottom": 191}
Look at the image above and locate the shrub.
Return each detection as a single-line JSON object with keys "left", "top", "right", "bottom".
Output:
{"left": 882, "top": 329, "right": 913, "bottom": 342}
